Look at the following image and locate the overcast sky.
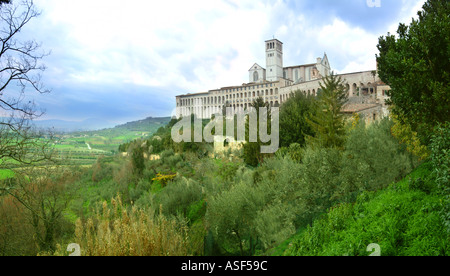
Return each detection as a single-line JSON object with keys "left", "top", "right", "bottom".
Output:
{"left": 17, "top": 0, "right": 426, "bottom": 124}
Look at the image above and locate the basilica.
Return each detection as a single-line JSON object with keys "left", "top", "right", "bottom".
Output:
{"left": 176, "top": 39, "right": 390, "bottom": 123}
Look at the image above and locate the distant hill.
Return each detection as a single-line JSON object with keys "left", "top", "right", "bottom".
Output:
{"left": 113, "top": 116, "right": 173, "bottom": 132}
{"left": 32, "top": 118, "right": 116, "bottom": 132}
{"left": 31, "top": 116, "right": 172, "bottom": 134}
{"left": 68, "top": 116, "right": 173, "bottom": 139}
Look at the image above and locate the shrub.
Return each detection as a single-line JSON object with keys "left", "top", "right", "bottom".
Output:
{"left": 340, "top": 118, "right": 417, "bottom": 199}
{"left": 284, "top": 163, "right": 450, "bottom": 256}
{"left": 51, "top": 195, "right": 189, "bottom": 256}
{"left": 296, "top": 146, "right": 343, "bottom": 220}
{"left": 206, "top": 180, "right": 264, "bottom": 255}
{"left": 153, "top": 177, "right": 204, "bottom": 219}
{"left": 430, "top": 122, "right": 450, "bottom": 233}
{"left": 91, "top": 157, "right": 113, "bottom": 183}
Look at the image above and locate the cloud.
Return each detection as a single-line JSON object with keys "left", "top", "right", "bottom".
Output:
{"left": 17, "top": 0, "right": 426, "bottom": 123}
{"left": 285, "top": 0, "right": 413, "bottom": 34}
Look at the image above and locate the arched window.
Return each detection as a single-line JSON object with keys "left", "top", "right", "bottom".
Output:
{"left": 253, "top": 71, "right": 259, "bottom": 82}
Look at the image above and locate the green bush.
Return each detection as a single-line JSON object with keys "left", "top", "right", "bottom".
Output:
{"left": 340, "top": 118, "right": 417, "bottom": 200}
{"left": 284, "top": 163, "right": 449, "bottom": 256}
{"left": 186, "top": 200, "right": 207, "bottom": 224}
{"left": 279, "top": 91, "right": 315, "bottom": 148}
{"left": 206, "top": 177, "right": 264, "bottom": 255}
{"left": 430, "top": 122, "right": 450, "bottom": 233}
{"left": 295, "top": 146, "right": 343, "bottom": 221}
{"left": 153, "top": 177, "right": 204, "bottom": 218}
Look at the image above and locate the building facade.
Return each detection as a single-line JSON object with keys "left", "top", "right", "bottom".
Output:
{"left": 176, "top": 39, "right": 390, "bottom": 123}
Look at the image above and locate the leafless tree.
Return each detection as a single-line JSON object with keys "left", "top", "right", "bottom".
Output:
{"left": 0, "top": 0, "right": 53, "bottom": 191}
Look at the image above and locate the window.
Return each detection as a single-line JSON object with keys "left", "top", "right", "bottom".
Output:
{"left": 253, "top": 71, "right": 259, "bottom": 82}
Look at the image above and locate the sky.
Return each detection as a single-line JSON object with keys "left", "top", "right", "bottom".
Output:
{"left": 8, "top": 0, "right": 427, "bottom": 125}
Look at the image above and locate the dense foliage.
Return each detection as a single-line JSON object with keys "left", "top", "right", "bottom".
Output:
{"left": 279, "top": 91, "right": 315, "bottom": 148}
{"left": 283, "top": 162, "right": 449, "bottom": 256}
{"left": 306, "top": 73, "right": 349, "bottom": 149}
{"left": 376, "top": 0, "right": 450, "bottom": 145}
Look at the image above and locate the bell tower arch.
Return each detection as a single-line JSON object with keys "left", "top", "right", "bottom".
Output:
{"left": 266, "top": 39, "right": 283, "bottom": 82}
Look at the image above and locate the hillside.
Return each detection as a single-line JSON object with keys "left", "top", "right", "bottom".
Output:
{"left": 279, "top": 162, "right": 449, "bottom": 256}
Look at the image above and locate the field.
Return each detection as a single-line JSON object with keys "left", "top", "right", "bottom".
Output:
{"left": 0, "top": 117, "right": 172, "bottom": 171}
{"left": 53, "top": 117, "right": 172, "bottom": 165}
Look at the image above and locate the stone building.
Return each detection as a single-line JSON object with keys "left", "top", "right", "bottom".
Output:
{"left": 175, "top": 39, "right": 390, "bottom": 123}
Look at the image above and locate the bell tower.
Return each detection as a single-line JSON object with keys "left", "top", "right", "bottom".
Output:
{"left": 265, "top": 39, "right": 283, "bottom": 82}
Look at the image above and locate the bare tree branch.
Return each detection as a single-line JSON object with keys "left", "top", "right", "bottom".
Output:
{"left": 0, "top": 0, "right": 53, "bottom": 175}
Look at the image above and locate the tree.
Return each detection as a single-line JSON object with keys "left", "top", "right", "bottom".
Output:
{"left": 131, "top": 144, "right": 145, "bottom": 177}
{"left": 376, "top": 0, "right": 450, "bottom": 145}
{"left": 2, "top": 167, "right": 77, "bottom": 253}
{"left": 0, "top": 0, "right": 51, "bottom": 176}
{"left": 279, "top": 90, "right": 316, "bottom": 148}
{"left": 242, "top": 97, "right": 271, "bottom": 166}
{"left": 206, "top": 180, "right": 262, "bottom": 255}
{"left": 0, "top": 0, "right": 49, "bottom": 114}
{"left": 306, "top": 73, "right": 349, "bottom": 149}
{"left": 0, "top": 2, "right": 56, "bottom": 253}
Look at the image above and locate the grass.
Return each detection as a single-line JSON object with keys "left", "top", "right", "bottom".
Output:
{"left": 0, "top": 169, "right": 15, "bottom": 180}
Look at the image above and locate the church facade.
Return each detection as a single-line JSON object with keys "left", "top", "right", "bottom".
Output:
{"left": 175, "top": 39, "right": 390, "bottom": 123}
